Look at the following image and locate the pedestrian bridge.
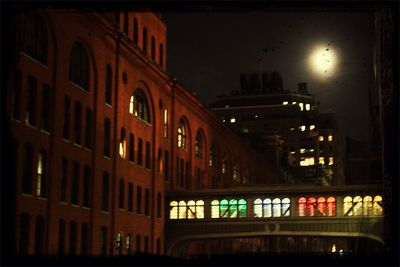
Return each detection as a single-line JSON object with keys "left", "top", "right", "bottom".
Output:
{"left": 164, "top": 184, "right": 384, "bottom": 256}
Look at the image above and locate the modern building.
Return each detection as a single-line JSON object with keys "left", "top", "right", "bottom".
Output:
{"left": 3, "top": 9, "right": 274, "bottom": 257}
{"left": 209, "top": 74, "right": 342, "bottom": 185}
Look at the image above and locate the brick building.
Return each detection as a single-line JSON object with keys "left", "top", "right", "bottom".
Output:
{"left": 3, "top": 9, "right": 273, "bottom": 257}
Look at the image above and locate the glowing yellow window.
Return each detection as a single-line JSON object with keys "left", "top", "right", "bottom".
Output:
{"left": 187, "top": 200, "right": 196, "bottom": 219}
{"left": 319, "top": 157, "right": 325, "bottom": 164}
{"left": 328, "top": 135, "right": 333, "bottom": 141}
{"left": 178, "top": 200, "right": 187, "bottom": 219}
{"left": 254, "top": 198, "right": 262, "bottom": 218}
{"left": 373, "top": 195, "right": 383, "bottom": 216}
{"left": 310, "top": 125, "right": 315, "bottom": 130}
{"left": 329, "top": 157, "right": 334, "bottom": 165}
{"left": 299, "top": 103, "right": 304, "bottom": 111}
{"left": 300, "top": 125, "right": 306, "bottom": 131}
{"left": 283, "top": 101, "right": 288, "bottom": 105}
{"left": 319, "top": 136, "right": 324, "bottom": 141}
{"left": 343, "top": 196, "right": 353, "bottom": 216}
{"left": 353, "top": 196, "right": 363, "bottom": 216}
{"left": 292, "top": 101, "right": 297, "bottom": 104}
{"left": 196, "top": 200, "right": 205, "bottom": 219}
{"left": 211, "top": 200, "right": 219, "bottom": 218}
{"left": 230, "top": 117, "right": 236, "bottom": 123}
{"left": 305, "top": 104, "right": 310, "bottom": 111}
{"left": 169, "top": 201, "right": 178, "bottom": 219}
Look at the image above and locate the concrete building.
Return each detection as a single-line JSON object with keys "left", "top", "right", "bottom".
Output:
{"left": 3, "top": 9, "right": 274, "bottom": 257}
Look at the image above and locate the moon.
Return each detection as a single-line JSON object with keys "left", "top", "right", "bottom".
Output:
{"left": 308, "top": 44, "right": 338, "bottom": 78}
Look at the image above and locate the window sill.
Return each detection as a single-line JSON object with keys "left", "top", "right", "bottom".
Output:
{"left": 21, "top": 193, "right": 33, "bottom": 198}
{"left": 104, "top": 155, "right": 111, "bottom": 160}
{"left": 101, "top": 210, "right": 110, "bottom": 214}
{"left": 82, "top": 206, "right": 91, "bottom": 210}
{"left": 37, "top": 196, "right": 48, "bottom": 200}
{"left": 69, "top": 80, "right": 90, "bottom": 93}
{"left": 71, "top": 204, "right": 80, "bottom": 208}
{"left": 40, "top": 129, "right": 51, "bottom": 135}
{"left": 73, "top": 142, "right": 83, "bottom": 148}
{"left": 20, "top": 52, "right": 48, "bottom": 69}
{"left": 60, "top": 201, "right": 68, "bottom": 205}
{"left": 105, "top": 103, "right": 112, "bottom": 108}
{"left": 63, "top": 138, "right": 70, "bottom": 143}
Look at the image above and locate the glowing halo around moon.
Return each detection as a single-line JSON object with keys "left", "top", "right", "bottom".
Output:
{"left": 308, "top": 44, "right": 339, "bottom": 78}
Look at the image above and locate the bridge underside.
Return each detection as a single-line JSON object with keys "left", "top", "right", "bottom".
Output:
{"left": 165, "top": 218, "right": 384, "bottom": 257}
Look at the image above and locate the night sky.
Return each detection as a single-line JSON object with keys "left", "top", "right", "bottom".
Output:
{"left": 163, "top": 8, "right": 376, "bottom": 143}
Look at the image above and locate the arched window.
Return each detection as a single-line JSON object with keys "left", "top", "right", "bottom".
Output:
{"left": 373, "top": 195, "right": 383, "bottom": 216}
{"left": 187, "top": 200, "right": 196, "bottom": 219}
{"left": 119, "top": 128, "right": 126, "bottom": 158}
{"left": 130, "top": 90, "right": 150, "bottom": 123}
{"left": 177, "top": 119, "right": 186, "bottom": 149}
{"left": 263, "top": 198, "right": 272, "bottom": 217}
{"left": 18, "top": 213, "right": 30, "bottom": 254}
{"left": 142, "top": 27, "right": 148, "bottom": 54}
{"left": 254, "top": 199, "right": 262, "bottom": 218}
{"left": 211, "top": 200, "right": 219, "bottom": 218}
{"left": 272, "top": 198, "right": 281, "bottom": 217}
{"left": 34, "top": 216, "right": 45, "bottom": 255}
{"left": 307, "top": 197, "right": 316, "bottom": 216}
{"left": 159, "top": 43, "right": 164, "bottom": 66}
{"left": 178, "top": 200, "right": 187, "bottom": 219}
{"left": 232, "top": 163, "right": 239, "bottom": 182}
{"left": 169, "top": 201, "right": 178, "bottom": 219}
{"left": 221, "top": 155, "right": 227, "bottom": 174}
{"left": 69, "top": 42, "right": 90, "bottom": 91}
{"left": 344, "top": 196, "right": 353, "bottom": 216}
{"left": 133, "top": 18, "right": 138, "bottom": 46}
{"left": 151, "top": 36, "right": 156, "bottom": 61}
{"left": 298, "top": 197, "right": 306, "bottom": 217}
{"left": 220, "top": 199, "right": 229, "bottom": 218}
{"left": 195, "top": 131, "right": 202, "bottom": 158}
{"left": 281, "top": 198, "right": 291, "bottom": 217}
{"left": 20, "top": 13, "right": 48, "bottom": 65}
{"left": 238, "top": 199, "right": 247, "bottom": 218}
{"left": 105, "top": 64, "right": 112, "bottom": 105}
{"left": 353, "top": 196, "right": 363, "bottom": 216}
{"left": 327, "top": 197, "right": 336, "bottom": 216}
{"left": 228, "top": 199, "right": 238, "bottom": 218}
{"left": 163, "top": 109, "right": 168, "bottom": 138}
{"left": 317, "top": 197, "right": 326, "bottom": 216}
{"left": 363, "top": 196, "right": 373, "bottom": 216}
{"left": 118, "top": 179, "right": 125, "bottom": 209}
{"left": 196, "top": 200, "right": 205, "bottom": 219}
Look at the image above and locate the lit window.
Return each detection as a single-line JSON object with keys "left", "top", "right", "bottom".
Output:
{"left": 281, "top": 198, "right": 291, "bottom": 217}
{"left": 169, "top": 201, "right": 178, "bottom": 219}
{"left": 272, "top": 198, "right": 281, "bottom": 217}
{"left": 354, "top": 196, "right": 363, "bottom": 216}
{"left": 300, "top": 148, "right": 306, "bottom": 154}
{"left": 209, "top": 145, "right": 215, "bottom": 167}
{"left": 328, "top": 135, "right": 333, "bottom": 141}
{"left": 119, "top": 128, "right": 126, "bottom": 158}
{"left": 230, "top": 117, "right": 236, "bottom": 123}
{"left": 300, "top": 157, "right": 315, "bottom": 166}
{"left": 177, "top": 119, "right": 186, "bottom": 149}
{"left": 290, "top": 127, "right": 295, "bottom": 131}
{"left": 129, "top": 96, "right": 134, "bottom": 114}
{"left": 363, "top": 196, "right": 373, "bottom": 216}
{"left": 254, "top": 199, "right": 262, "bottom": 217}
{"left": 263, "top": 198, "right": 272, "bottom": 217}
{"left": 283, "top": 101, "right": 288, "bottom": 105}
{"left": 195, "top": 131, "right": 202, "bottom": 158}
{"left": 307, "top": 197, "right": 316, "bottom": 216}
{"left": 254, "top": 114, "right": 259, "bottom": 118}
{"left": 238, "top": 199, "right": 247, "bottom": 218}
{"left": 298, "top": 197, "right": 306, "bottom": 216}
{"left": 319, "top": 136, "right": 324, "bottom": 141}
{"left": 329, "top": 157, "right": 334, "bottom": 165}
{"left": 319, "top": 157, "right": 325, "bottom": 164}
{"left": 292, "top": 101, "right": 297, "bottom": 104}
{"left": 196, "top": 200, "right": 205, "bottom": 219}
{"left": 178, "top": 200, "right": 187, "bottom": 219}
{"left": 187, "top": 200, "right": 196, "bottom": 219}
{"left": 305, "top": 104, "right": 310, "bottom": 111}
{"left": 290, "top": 151, "right": 295, "bottom": 154}
{"left": 327, "top": 197, "right": 336, "bottom": 216}
{"left": 300, "top": 125, "right": 306, "bottom": 131}
{"left": 343, "top": 196, "right": 353, "bottom": 216}
{"left": 317, "top": 197, "right": 326, "bottom": 216}
{"left": 130, "top": 90, "right": 150, "bottom": 123}
{"left": 211, "top": 200, "right": 219, "bottom": 218}
{"left": 232, "top": 163, "right": 238, "bottom": 182}
{"left": 299, "top": 103, "right": 304, "bottom": 111}
{"left": 373, "top": 195, "right": 383, "bottom": 216}
{"left": 220, "top": 199, "right": 229, "bottom": 218}
{"left": 163, "top": 109, "right": 168, "bottom": 138}
{"left": 310, "top": 125, "right": 315, "bottom": 130}
{"left": 36, "top": 151, "right": 46, "bottom": 197}
{"left": 221, "top": 156, "right": 226, "bottom": 174}
{"left": 222, "top": 119, "right": 226, "bottom": 123}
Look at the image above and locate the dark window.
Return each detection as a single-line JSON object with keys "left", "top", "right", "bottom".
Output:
{"left": 133, "top": 18, "right": 138, "bottom": 45}
{"left": 58, "top": 219, "right": 66, "bottom": 255}
{"left": 133, "top": 90, "right": 151, "bottom": 123}
{"left": 71, "top": 161, "right": 80, "bottom": 205}
{"left": 144, "top": 188, "right": 150, "bottom": 216}
{"left": 128, "top": 183, "right": 133, "bottom": 212}
{"left": 81, "top": 223, "right": 89, "bottom": 255}
{"left": 136, "top": 186, "right": 142, "bottom": 214}
{"left": 85, "top": 108, "right": 93, "bottom": 149}
{"left": 34, "top": 216, "right": 45, "bottom": 255}
{"left": 40, "top": 84, "right": 51, "bottom": 131}
{"left": 73, "top": 102, "right": 82, "bottom": 145}
{"left": 26, "top": 76, "right": 37, "bottom": 126}
{"left": 69, "top": 42, "right": 90, "bottom": 91}
{"left": 60, "top": 158, "right": 68, "bottom": 202}
{"left": 185, "top": 161, "right": 190, "bottom": 189}
{"left": 63, "top": 96, "right": 71, "bottom": 139}
{"left": 102, "top": 172, "right": 109, "bottom": 211}
{"left": 100, "top": 226, "right": 108, "bottom": 256}
{"left": 142, "top": 27, "right": 147, "bottom": 54}
{"left": 12, "top": 69, "right": 22, "bottom": 119}
{"left": 157, "top": 192, "right": 162, "bottom": 218}
{"left": 195, "top": 131, "right": 202, "bottom": 158}
{"left": 129, "top": 134, "right": 134, "bottom": 162}
{"left": 136, "top": 235, "right": 141, "bottom": 252}
{"left": 119, "top": 128, "right": 126, "bottom": 158}
{"left": 138, "top": 138, "right": 143, "bottom": 166}
{"left": 83, "top": 165, "right": 90, "bottom": 208}
{"left": 180, "top": 159, "right": 184, "bottom": 188}
{"left": 156, "top": 238, "right": 161, "bottom": 254}
{"left": 159, "top": 44, "right": 164, "bottom": 67}
{"left": 145, "top": 142, "right": 150, "bottom": 169}
{"left": 104, "top": 118, "right": 111, "bottom": 157}
{"left": 20, "top": 13, "right": 47, "bottom": 64}
{"left": 36, "top": 150, "right": 47, "bottom": 197}
{"left": 18, "top": 213, "right": 30, "bottom": 254}
{"left": 176, "top": 157, "right": 179, "bottom": 186}
{"left": 144, "top": 236, "right": 149, "bottom": 252}
{"left": 164, "top": 150, "right": 169, "bottom": 181}
{"left": 151, "top": 36, "right": 156, "bottom": 61}
{"left": 115, "top": 12, "right": 120, "bottom": 27}
{"left": 22, "top": 143, "right": 33, "bottom": 194}
{"left": 123, "top": 11, "right": 129, "bottom": 35}
{"left": 119, "top": 179, "right": 125, "bottom": 209}
{"left": 157, "top": 148, "right": 162, "bottom": 173}
{"left": 69, "top": 221, "right": 78, "bottom": 255}
{"left": 105, "top": 64, "right": 112, "bottom": 105}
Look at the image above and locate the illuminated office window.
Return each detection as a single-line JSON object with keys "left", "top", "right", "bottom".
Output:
{"left": 187, "top": 200, "right": 196, "bottom": 219}
{"left": 328, "top": 135, "right": 333, "bottom": 141}
{"left": 300, "top": 148, "right": 306, "bottom": 154}
{"left": 305, "top": 104, "right": 311, "bottom": 111}
{"left": 292, "top": 101, "right": 297, "bottom": 104}
{"left": 353, "top": 196, "right": 363, "bottom": 216}
{"left": 299, "top": 103, "right": 304, "bottom": 111}
{"left": 373, "top": 195, "right": 383, "bottom": 216}
{"left": 196, "top": 200, "right": 205, "bottom": 219}
{"left": 282, "top": 101, "right": 288, "bottom": 105}
{"left": 230, "top": 117, "right": 236, "bottom": 123}
{"left": 329, "top": 157, "right": 334, "bottom": 165}
{"left": 163, "top": 109, "right": 168, "bottom": 138}
{"left": 220, "top": 199, "right": 229, "bottom": 218}
{"left": 263, "top": 198, "right": 272, "bottom": 218}
{"left": 228, "top": 199, "right": 238, "bottom": 218}
{"left": 238, "top": 199, "right": 247, "bottom": 218}
{"left": 221, "top": 157, "right": 226, "bottom": 174}
{"left": 343, "top": 196, "right": 353, "bottom": 216}
{"left": 363, "top": 196, "right": 373, "bottom": 216}
{"left": 272, "top": 198, "right": 281, "bottom": 217}
{"left": 319, "top": 136, "right": 324, "bottom": 141}
{"left": 298, "top": 197, "right": 307, "bottom": 217}
{"left": 178, "top": 201, "right": 187, "bottom": 219}
{"left": 317, "top": 197, "right": 326, "bottom": 216}
{"left": 177, "top": 119, "right": 186, "bottom": 149}
{"left": 310, "top": 125, "right": 315, "bottom": 130}
{"left": 319, "top": 157, "right": 325, "bottom": 164}
{"left": 281, "top": 198, "right": 290, "bottom": 217}
{"left": 327, "top": 197, "right": 336, "bottom": 216}
{"left": 129, "top": 96, "right": 134, "bottom": 114}
{"left": 170, "top": 201, "right": 178, "bottom": 219}
{"left": 300, "top": 157, "right": 315, "bottom": 166}
{"left": 300, "top": 125, "right": 306, "bottom": 131}
{"left": 119, "top": 128, "right": 126, "bottom": 158}
{"left": 211, "top": 200, "right": 219, "bottom": 218}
